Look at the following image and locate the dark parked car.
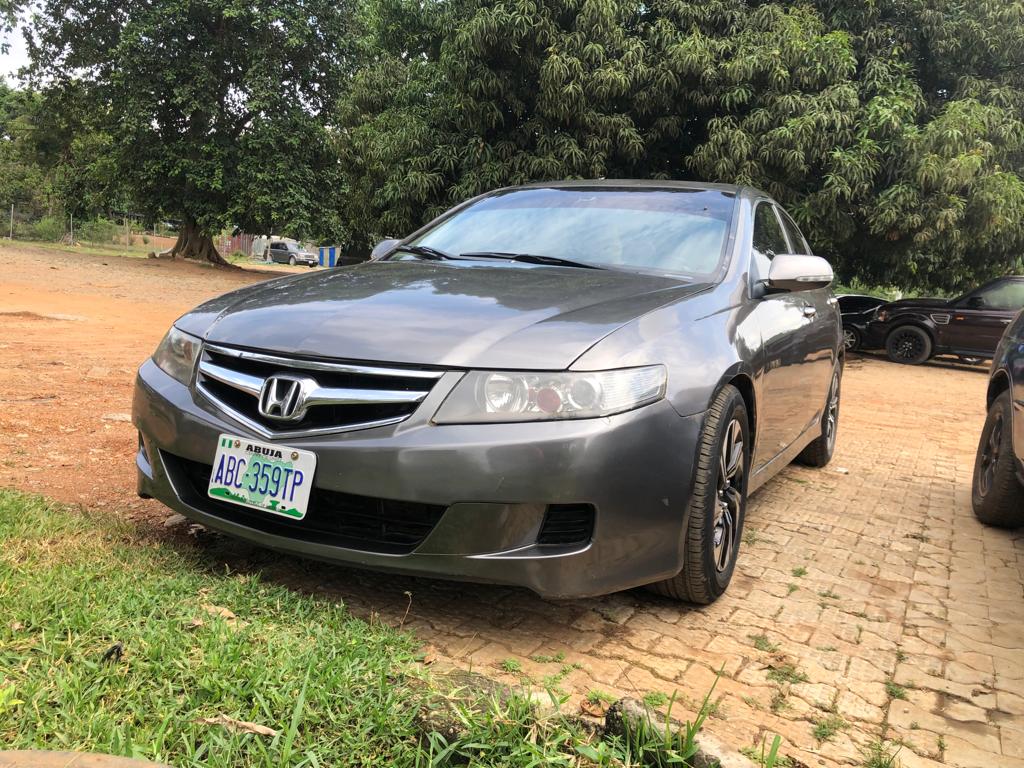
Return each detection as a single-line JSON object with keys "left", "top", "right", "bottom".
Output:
{"left": 866, "top": 276, "right": 1024, "bottom": 364}
{"left": 972, "top": 310, "right": 1024, "bottom": 526}
{"left": 837, "top": 294, "right": 886, "bottom": 352}
{"left": 268, "top": 240, "right": 317, "bottom": 267}
{"left": 134, "top": 181, "right": 842, "bottom": 603}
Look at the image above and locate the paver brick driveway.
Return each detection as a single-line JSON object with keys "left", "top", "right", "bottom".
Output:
{"left": 1, "top": 243, "right": 1022, "bottom": 768}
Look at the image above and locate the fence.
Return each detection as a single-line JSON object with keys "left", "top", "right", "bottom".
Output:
{"left": 3, "top": 204, "right": 180, "bottom": 251}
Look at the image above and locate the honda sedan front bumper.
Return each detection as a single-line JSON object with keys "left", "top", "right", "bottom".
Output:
{"left": 133, "top": 359, "right": 704, "bottom": 598}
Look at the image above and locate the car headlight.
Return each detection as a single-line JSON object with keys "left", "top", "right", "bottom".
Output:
{"left": 433, "top": 366, "right": 667, "bottom": 423}
{"left": 152, "top": 326, "right": 201, "bottom": 384}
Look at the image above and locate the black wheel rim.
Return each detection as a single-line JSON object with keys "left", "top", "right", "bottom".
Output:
{"left": 825, "top": 372, "right": 840, "bottom": 451}
{"left": 842, "top": 329, "right": 857, "bottom": 351}
{"left": 979, "top": 411, "right": 1004, "bottom": 498}
{"left": 892, "top": 330, "right": 924, "bottom": 360}
{"left": 714, "top": 418, "right": 745, "bottom": 573}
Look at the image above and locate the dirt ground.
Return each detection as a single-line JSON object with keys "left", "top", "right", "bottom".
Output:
{"left": 1, "top": 241, "right": 1022, "bottom": 768}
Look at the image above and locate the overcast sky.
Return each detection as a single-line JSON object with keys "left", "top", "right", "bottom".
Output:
{"left": 2, "top": 23, "right": 31, "bottom": 85}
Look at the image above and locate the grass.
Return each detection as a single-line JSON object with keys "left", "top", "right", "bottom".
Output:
{"left": 812, "top": 715, "right": 847, "bottom": 743}
{"left": 861, "top": 740, "right": 902, "bottom": 767}
{"left": 0, "top": 490, "right": 427, "bottom": 766}
{"left": 741, "top": 735, "right": 792, "bottom": 767}
{"left": 500, "top": 658, "right": 523, "bottom": 674}
{"left": 749, "top": 633, "right": 780, "bottom": 653}
{"left": 786, "top": 583, "right": 799, "bottom": 595}
{"left": 885, "top": 680, "right": 909, "bottom": 700}
{"left": 2, "top": 490, "right": 734, "bottom": 767}
{"left": 766, "top": 664, "right": 808, "bottom": 685}
{"left": 642, "top": 691, "right": 669, "bottom": 709}
{"left": 791, "top": 566, "right": 808, "bottom": 578}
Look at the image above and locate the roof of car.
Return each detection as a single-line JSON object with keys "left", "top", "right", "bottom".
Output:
{"left": 510, "top": 179, "right": 757, "bottom": 198}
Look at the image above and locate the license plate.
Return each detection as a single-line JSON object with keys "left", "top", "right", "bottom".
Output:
{"left": 208, "top": 434, "right": 316, "bottom": 520}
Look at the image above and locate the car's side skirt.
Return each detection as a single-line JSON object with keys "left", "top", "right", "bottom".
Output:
{"left": 748, "top": 418, "right": 821, "bottom": 494}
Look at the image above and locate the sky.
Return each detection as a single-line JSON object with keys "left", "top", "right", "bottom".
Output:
{"left": 2, "top": 20, "right": 31, "bottom": 85}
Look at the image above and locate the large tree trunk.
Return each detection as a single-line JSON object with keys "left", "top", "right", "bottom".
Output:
{"left": 168, "top": 220, "right": 232, "bottom": 266}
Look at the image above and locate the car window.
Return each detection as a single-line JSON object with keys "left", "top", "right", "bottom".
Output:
{"left": 412, "top": 188, "right": 735, "bottom": 278}
{"left": 752, "top": 203, "right": 789, "bottom": 259}
{"left": 271, "top": 242, "right": 284, "bottom": 250}
{"left": 777, "top": 209, "right": 809, "bottom": 255}
{"left": 972, "top": 280, "right": 1024, "bottom": 311}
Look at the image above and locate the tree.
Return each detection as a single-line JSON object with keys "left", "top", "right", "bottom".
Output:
{"left": 339, "top": 0, "right": 1024, "bottom": 292}
{"left": 24, "top": 0, "right": 353, "bottom": 263}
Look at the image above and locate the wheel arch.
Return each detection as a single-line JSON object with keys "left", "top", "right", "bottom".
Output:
{"left": 987, "top": 369, "right": 1012, "bottom": 408}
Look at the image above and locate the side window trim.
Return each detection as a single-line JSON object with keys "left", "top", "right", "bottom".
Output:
{"left": 770, "top": 204, "right": 795, "bottom": 255}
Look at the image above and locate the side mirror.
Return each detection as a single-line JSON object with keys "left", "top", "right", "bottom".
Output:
{"left": 370, "top": 238, "right": 401, "bottom": 260}
{"left": 767, "top": 254, "right": 834, "bottom": 293}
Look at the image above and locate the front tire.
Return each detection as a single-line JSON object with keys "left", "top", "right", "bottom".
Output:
{"left": 842, "top": 327, "right": 861, "bottom": 352}
{"left": 798, "top": 368, "right": 841, "bottom": 467}
{"left": 972, "top": 390, "right": 1024, "bottom": 528}
{"left": 886, "top": 325, "right": 932, "bottom": 365}
{"left": 650, "top": 385, "right": 749, "bottom": 604}
{"left": 288, "top": 255, "right": 297, "bottom": 266}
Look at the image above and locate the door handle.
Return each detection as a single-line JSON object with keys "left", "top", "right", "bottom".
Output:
{"left": 802, "top": 305, "right": 817, "bottom": 318}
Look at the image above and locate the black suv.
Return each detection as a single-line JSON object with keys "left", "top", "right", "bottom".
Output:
{"left": 865, "top": 276, "right": 1024, "bottom": 364}
{"left": 972, "top": 310, "right": 1024, "bottom": 526}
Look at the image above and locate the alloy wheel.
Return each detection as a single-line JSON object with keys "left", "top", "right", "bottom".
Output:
{"left": 714, "top": 418, "right": 745, "bottom": 573}
{"left": 978, "top": 411, "right": 1004, "bottom": 497}
{"left": 892, "top": 330, "right": 924, "bottom": 361}
{"left": 842, "top": 329, "right": 857, "bottom": 351}
{"left": 825, "top": 372, "right": 840, "bottom": 451}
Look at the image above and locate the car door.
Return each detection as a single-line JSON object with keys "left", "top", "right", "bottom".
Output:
{"left": 777, "top": 205, "right": 837, "bottom": 426}
{"left": 269, "top": 242, "right": 286, "bottom": 264}
{"left": 749, "top": 202, "right": 831, "bottom": 468}
{"left": 943, "top": 279, "right": 1024, "bottom": 355}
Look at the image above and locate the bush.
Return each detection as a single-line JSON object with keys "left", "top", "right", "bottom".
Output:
{"left": 30, "top": 216, "right": 65, "bottom": 242}
{"left": 77, "top": 217, "right": 118, "bottom": 244}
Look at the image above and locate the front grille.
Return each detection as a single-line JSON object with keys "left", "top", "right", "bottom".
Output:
{"left": 164, "top": 452, "right": 446, "bottom": 554}
{"left": 195, "top": 344, "right": 444, "bottom": 437}
{"left": 537, "top": 504, "right": 595, "bottom": 546}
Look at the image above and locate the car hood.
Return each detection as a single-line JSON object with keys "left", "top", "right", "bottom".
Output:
{"left": 178, "top": 260, "right": 706, "bottom": 369}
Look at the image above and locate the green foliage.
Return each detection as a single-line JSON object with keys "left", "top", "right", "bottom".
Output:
{"left": 23, "top": 0, "right": 355, "bottom": 253}
{"left": 29, "top": 215, "right": 63, "bottom": 241}
{"left": 77, "top": 217, "right": 118, "bottom": 245}
{"left": 339, "top": 0, "right": 1024, "bottom": 292}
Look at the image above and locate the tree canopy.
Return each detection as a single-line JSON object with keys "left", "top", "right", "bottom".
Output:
{"left": 23, "top": 0, "right": 353, "bottom": 261}
{"left": 338, "top": 0, "right": 1024, "bottom": 291}
{"left": 5, "top": 0, "right": 1024, "bottom": 287}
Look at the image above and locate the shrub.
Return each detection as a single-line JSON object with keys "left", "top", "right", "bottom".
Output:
{"left": 31, "top": 216, "right": 65, "bottom": 242}
{"left": 78, "top": 217, "right": 118, "bottom": 244}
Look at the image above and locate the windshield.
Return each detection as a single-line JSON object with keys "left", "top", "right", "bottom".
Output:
{"left": 407, "top": 187, "right": 735, "bottom": 278}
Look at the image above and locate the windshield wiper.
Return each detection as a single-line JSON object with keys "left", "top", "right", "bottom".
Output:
{"left": 395, "top": 244, "right": 457, "bottom": 261}
{"left": 460, "top": 251, "right": 605, "bottom": 270}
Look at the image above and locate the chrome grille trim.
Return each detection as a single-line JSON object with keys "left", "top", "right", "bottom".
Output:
{"left": 195, "top": 344, "right": 442, "bottom": 439}
{"left": 204, "top": 343, "right": 445, "bottom": 380}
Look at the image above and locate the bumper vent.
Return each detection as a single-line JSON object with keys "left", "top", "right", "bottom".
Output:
{"left": 538, "top": 504, "right": 595, "bottom": 546}
{"left": 195, "top": 344, "right": 444, "bottom": 438}
{"left": 163, "top": 452, "right": 446, "bottom": 555}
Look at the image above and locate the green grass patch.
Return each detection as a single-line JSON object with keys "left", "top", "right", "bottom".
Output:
{"left": 766, "top": 664, "right": 808, "bottom": 685}
{"left": 885, "top": 680, "right": 909, "bottom": 700}
{"left": 791, "top": 566, "right": 807, "bottom": 578}
{"left": 0, "top": 490, "right": 428, "bottom": 766}
{"left": 812, "top": 715, "right": 847, "bottom": 743}
{"left": 749, "top": 634, "right": 779, "bottom": 653}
